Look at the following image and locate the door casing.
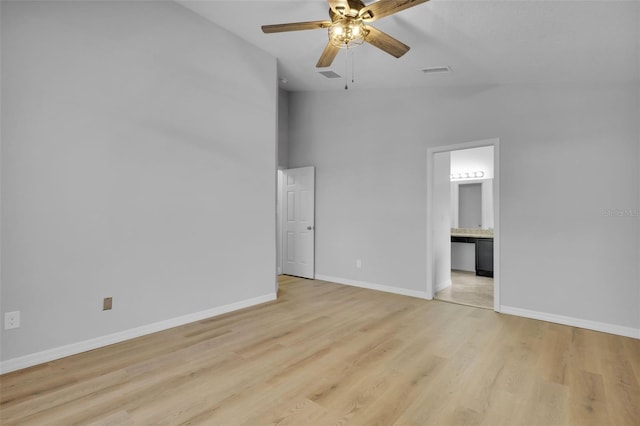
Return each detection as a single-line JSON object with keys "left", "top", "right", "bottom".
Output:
{"left": 426, "top": 139, "right": 501, "bottom": 311}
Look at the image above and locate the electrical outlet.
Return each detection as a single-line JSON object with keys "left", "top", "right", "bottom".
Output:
{"left": 356, "top": 259, "right": 362, "bottom": 269}
{"left": 4, "top": 311, "right": 20, "bottom": 330}
{"left": 103, "top": 297, "right": 112, "bottom": 311}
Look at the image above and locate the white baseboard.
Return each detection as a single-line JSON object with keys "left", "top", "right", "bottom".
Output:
{"left": 312, "top": 275, "right": 638, "bottom": 339}
{"left": 0, "top": 293, "right": 277, "bottom": 374}
{"left": 435, "top": 279, "right": 452, "bottom": 293}
{"left": 315, "top": 274, "right": 429, "bottom": 300}
{"left": 501, "top": 305, "right": 640, "bottom": 339}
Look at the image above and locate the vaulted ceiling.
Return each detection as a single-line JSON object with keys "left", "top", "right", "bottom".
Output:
{"left": 178, "top": 1, "right": 639, "bottom": 91}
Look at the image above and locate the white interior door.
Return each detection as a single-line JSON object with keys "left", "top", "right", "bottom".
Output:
{"left": 283, "top": 166, "right": 315, "bottom": 279}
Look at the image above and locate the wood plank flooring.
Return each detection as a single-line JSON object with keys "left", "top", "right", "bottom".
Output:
{"left": 435, "top": 270, "right": 494, "bottom": 309}
{"left": 1, "top": 275, "right": 639, "bottom": 425}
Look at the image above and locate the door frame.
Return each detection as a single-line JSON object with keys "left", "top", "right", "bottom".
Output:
{"left": 276, "top": 168, "right": 285, "bottom": 277}
{"left": 426, "top": 138, "right": 501, "bottom": 312}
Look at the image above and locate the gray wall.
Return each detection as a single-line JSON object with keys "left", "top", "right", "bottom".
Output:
{"left": 278, "top": 89, "right": 289, "bottom": 169}
{"left": 1, "top": 0, "right": 277, "bottom": 361}
{"left": 289, "top": 83, "right": 639, "bottom": 330}
{"left": 276, "top": 90, "right": 289, "bottom": 275}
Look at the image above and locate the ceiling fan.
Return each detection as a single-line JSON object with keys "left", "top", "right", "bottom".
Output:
{"left": 262, "top": 0, "right": 429, "bottom": 68}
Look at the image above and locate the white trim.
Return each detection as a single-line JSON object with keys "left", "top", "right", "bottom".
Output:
{"left": 276, "top": 168, "right": 285, "bottom": 282}
{"left": 0, "top": 293, "right": 277, "bottom": 374}
{"left": 426, "top": 149, "right": 435, "bottom": 301}
{"left": 493, "top": 141, "right": 501, "bottom": 312}
{"left": 426, "top": 138, "right": 500, "bottom": 311}
{"left": 315, "top": 274, "right": 429, "bottom": 300}
{"left": 435, "top": 279, "right": 452, "bottom": 293}
{"left": 501, "top": 305, "right": 640, "bottom": 339}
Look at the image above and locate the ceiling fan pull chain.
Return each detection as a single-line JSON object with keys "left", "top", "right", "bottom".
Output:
{"left": 352, "top": 48, "right": 355, "bottom": 84}
{"left": 345, "top": 45, "right": 349, "bottom": 90}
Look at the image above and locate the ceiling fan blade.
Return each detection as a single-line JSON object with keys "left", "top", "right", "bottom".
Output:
{"left": 262, "top": 21, "right": 332, "bottom": 33}
{"left": 360, "top": 0, "right": 429, "bottom": 22}
{"left": 328, "top": 0, "right": 350, "bottom": 16}
{"left": 316, "top": 42, "right": 340, "bottom": 68}
{"left": 364, "top": 26, "right": 410, "bottom": 58}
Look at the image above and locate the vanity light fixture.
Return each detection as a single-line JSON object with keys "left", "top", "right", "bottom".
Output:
{"left": 450, "top": 171, "right": 485, "bottom": 180}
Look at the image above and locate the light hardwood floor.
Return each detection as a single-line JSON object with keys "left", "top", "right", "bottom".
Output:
{"left": 435, "top": 270, "right": 494, "bottom": 309}
{"left": 1, "top": 275, "right": 639, "bottom": 425}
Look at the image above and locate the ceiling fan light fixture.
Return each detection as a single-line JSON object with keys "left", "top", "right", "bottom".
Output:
{"left": 329, "top": 17, "right": 366, "bottom": 48}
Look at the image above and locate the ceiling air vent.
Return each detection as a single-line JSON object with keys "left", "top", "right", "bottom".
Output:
{"left": 318, "top": 70, "right": 342, "bottom": 79}
{"left": 422, "top": 66, "right": 451, "bottom": 74}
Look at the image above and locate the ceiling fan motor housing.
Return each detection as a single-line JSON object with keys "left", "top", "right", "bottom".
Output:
{"left": 330, "top": 0, "right": 367, "bottom": 21}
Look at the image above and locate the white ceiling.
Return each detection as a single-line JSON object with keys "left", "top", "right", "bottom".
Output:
{"left": 178, "top": 0, "right": 639, "bottom": 92}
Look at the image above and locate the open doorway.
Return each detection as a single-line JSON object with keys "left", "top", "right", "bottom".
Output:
{"left": 426, "top": 139, "right": 500, "bottom": 312}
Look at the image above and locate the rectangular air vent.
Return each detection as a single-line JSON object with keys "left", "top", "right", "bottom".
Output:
{"left": 422, "top": 66, "right": 451, "bottom": 74}
{"left": 318, "top": 70, "right": 342, "bottom": 79}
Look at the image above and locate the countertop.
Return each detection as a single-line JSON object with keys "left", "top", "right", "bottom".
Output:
{"left": 451, "top": 228, "right": 494, "bottom": 239}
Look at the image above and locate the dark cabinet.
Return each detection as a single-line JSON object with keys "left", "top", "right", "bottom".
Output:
{"left": 475, "top": 238, "right": 494, "bottom": 277}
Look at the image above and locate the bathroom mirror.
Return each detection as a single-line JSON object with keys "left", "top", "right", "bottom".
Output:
{"left": 458, "top": 183, "right": 482, "bottom": 228}
{"left": 451, "top": 179, "right": 493, "bottom": 229}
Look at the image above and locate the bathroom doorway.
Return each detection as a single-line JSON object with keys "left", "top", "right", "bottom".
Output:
{"left": 426, "top": 139, "right": 500, "bottom": 311}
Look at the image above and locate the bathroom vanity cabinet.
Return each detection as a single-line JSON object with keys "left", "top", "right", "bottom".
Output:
{"left": 451, "top": 235, "right": 494, "bottom": 277}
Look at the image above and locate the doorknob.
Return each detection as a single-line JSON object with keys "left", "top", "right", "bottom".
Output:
{"left": 307, "top": 226, "right": 314, "bottom": 230}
